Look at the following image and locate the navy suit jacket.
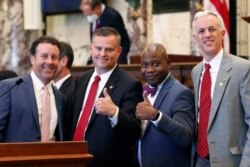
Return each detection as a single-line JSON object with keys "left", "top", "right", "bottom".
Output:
{"left": 0, "top": 74, "right": 66, "bottom": 142}
{"left": 68, "top": 66, "right": 142, "bottom": 167}
{"left": 90, "top": 6, "right": 131, "bottom": 64}
{"left": 137, "top": 75, "right": 195, "bottom": 167}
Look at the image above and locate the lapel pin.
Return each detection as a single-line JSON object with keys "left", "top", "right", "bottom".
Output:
{"left": 109, "top": 85, "right": 113, "bottom": 89}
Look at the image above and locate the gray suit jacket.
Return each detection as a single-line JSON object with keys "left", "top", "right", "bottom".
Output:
{"left": 191, "top": 52, "right": 250, "bottom": 167}
{"left": 0, "top": 74, "right": 66, "bottom": 142}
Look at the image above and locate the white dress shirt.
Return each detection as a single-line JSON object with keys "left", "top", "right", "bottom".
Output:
{"left": 77, "top": 64, "right": 119, "bottom": 132}
{"left": 31, "top": 71, "right": 58, "bottom": 141}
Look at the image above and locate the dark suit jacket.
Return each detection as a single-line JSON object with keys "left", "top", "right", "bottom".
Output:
{"left": 68, "top": 66, "right": 142, "bottom": 167}
{"left": 136, "top": 75, "right": 195, "bottom": 167}
{"left": 59, "top": 76, "right": 75, "bottom": 101}
{"left": 90, "top": 6, "right": 131, "bottom": 64}
{"left": 59, "top": 76, "right": 76, "bottom": 140}
{"left": 0, "top": 74, "right": 66, "bottom": 142}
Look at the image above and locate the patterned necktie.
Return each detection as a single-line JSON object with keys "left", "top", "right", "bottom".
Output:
{"left": 143, "top": 84, "right": 157, "bottom": 96}
{"left": 73, "top": 75, "right": 101, "bottom": 141}
{"left": 41, "top": 85, "right": 51, "bottom": 142}
{"left": 196, "top": 63, "right": 211, "bottom": 158}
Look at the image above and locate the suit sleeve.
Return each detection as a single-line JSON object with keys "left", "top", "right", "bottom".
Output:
{"left": 239, "top": 66, "right": 250, "bottom": 167}
{"left": 0, "top": 82, "right": 11, "bottom": 142}
{"left": 113, "top": 80, "right": 143, "bottom": 143}
{"left": 157, "top": 89, "right": 195, "bottom": 147}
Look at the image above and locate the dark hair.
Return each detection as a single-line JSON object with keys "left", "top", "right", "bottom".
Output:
{"left": 89, "top": 0, "right": 102, "bottom": 9}
{"left": 0, "top": 70, "right": 18, "bottom": 81}
{"left": 30, "top": 36, "right": 61, "bottom": 56}
{"left": 92, "top": 27, "right": 121, "bottom": 46}
{"left": 59, "top": 41, "right": 74, "bottom": 69}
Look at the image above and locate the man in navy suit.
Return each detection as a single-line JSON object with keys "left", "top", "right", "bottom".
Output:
{"left": 0, "top": 36, "right": 66, "bottom": 142}
{"left": 135, "top": 43, "right": 195, "bottom": 167}
{"left": 66, "top": 27, "right": 142, "bottom": 167}
{"left": 80, "top": 0, "right": 130, "bottom": 64}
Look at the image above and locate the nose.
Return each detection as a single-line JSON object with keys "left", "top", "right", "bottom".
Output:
{"left": 204, "top": 29, "right": 212, "bottom": 37}
{"left": 99, "top": 49, "right": 107, "bottom": 56}
{"left": 46, "top": 56, "right": 53, "bottom": 64}
{"left": 146, "top": 65, "right": 155, "bottom": 72}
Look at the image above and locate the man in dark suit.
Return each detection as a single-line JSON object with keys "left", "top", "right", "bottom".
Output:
{"left": 0, "top": 36, "right": 66, "bottom": 142}
{"left": 66, "top": 27, "right": 142, "bottom": 167}
{"left": 54, "top": 41, "right": 75, "bottom": 100}
{"left": 135, "top": 43, "right": 195, "bottom": 167}
{"left": 80, "top": 0, "right": 130, "bottom": 64}
{"left": 54, "top": 41, "right": 75, "bottom": 140}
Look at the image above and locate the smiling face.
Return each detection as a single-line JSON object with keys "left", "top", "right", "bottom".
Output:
{"left": 141, "top": 44, "right": 169, "bottom": 86}
{"left": 90, "top": 35, "right": 121, "bottom": 74}
{"left": 30, "top": 43, "right": 60, "bottom": 84}
{"left": 193, "top": 14, "right": 225, "bottom": 61}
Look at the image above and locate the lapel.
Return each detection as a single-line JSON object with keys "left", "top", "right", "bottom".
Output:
{"left": 22, "top": 75, "right": 40, "bottom": 129}
{"left": 153, "top": 75, "right": 174, "bottom": 109}
{"left": 143, "top": 75, "right": 174, "bottom": 136}
{"left": 208, "top": 52, "right": 232, "bottom": 130}
{"left": 73, "top": 71, "right": 93, "bottom": 128}
{"left": 53, "top": 86, "right": 62, "bottom": 119}
{"left": 87, "top": 66, "right": 120, "bottom": 128}
{"left": 53, "top": 85, "right": 63, "bottom": 139}
{"left": 193, "top": 62, "right": 203, "bottom": 123}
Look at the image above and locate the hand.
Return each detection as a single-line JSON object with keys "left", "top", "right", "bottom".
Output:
{"left": 135, "top": 91, "right": 158, "bottom": 120}
{"left": 95, "top": 88, "right": 117, "bottom": 117}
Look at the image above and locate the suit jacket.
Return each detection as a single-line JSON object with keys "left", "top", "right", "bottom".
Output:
{"left": 58, "top": 76, "right": 76, "bottom": 140}
{"left": 191, "top": 52, "right": 250, "bottom": 167}
{"left": 68, "top": 66, "right": 142, "bottom": 167}
{"left": 0, "top": 74, "right": 66, "bottom": 142}
{"left": 137, "top": 75, "right": 195, "bottom": 167}
{"left": 90, "top": 6, "right": 130, "bottom": 64}
{"left": 59, "top": 76, "right": 75, "bottom": 100}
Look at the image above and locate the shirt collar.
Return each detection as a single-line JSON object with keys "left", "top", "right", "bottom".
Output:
{"left": 31, "top": 71, "right": 53, "bottom": 92}
{"left": 54, "top": 74, "right": 71, "bottom": 89}
{"left": 203, "top": 49, "right": 223, "bottom": 72}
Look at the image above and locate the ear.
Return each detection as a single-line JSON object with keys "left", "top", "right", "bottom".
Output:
{"left": 61, "top": 56, "right": 68, "bottom": 67}
{"left": 89, "top": 44, "right": 93, "bottom": 52}
{"left": 30, "top": 55, "right": 35, "bottom": 65}
{"left": 117, "top": 47, "right": 122, "bottom": 58}
{"left": 221, "top": 29, "right": 226, "bottom": 38}
{"left": 193, "top": 34, "right": 197, "bottom": 41}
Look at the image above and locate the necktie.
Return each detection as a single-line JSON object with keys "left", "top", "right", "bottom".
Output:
{"left": 143, "top": 84, "right": 157, "bottom": 96}
{"left": 196, "top": 63, "right": 211, "bottom": 158}
{"left": 41, "top": 85, "right": 51, "bottom": 142}
{"left": 93, "top": 20, "right": 100, "bottom": 32}
{"left": 73, "top": 75, "right": 101, "bottom": 141}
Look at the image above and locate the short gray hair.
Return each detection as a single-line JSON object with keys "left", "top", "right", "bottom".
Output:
{"left": 192, "top": 10, "right": 225, "bottom": 34}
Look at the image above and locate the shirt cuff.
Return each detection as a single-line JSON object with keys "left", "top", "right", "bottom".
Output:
{"left": 109, "top": 106, "right": 119, "bottom": 127}
{"left": 151, "top": 111, "right": 162, "bottom": 126}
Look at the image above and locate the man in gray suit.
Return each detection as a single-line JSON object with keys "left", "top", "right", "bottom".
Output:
{"left": 192, "top": 10, "right": 250, "bottom": 167}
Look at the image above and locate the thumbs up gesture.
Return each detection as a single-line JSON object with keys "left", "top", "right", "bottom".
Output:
{"left": 95, "top": 88, "right": 117, "bottom": 117}
{"left": 135, "top": 91, "right": 158, "bottom": 120}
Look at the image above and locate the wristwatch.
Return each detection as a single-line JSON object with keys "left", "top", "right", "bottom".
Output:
{"left": 152, "top": 110, "right": 160, "bottom": 121}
